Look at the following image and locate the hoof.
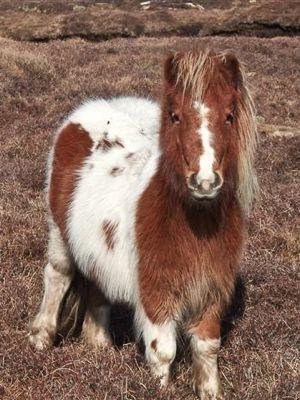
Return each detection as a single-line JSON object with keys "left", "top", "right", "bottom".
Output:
{"left": 159, "top": 373, "right": 170, "bottom": 387}
{"left": 149, "top": 362, "right": 171, "bottom": 388}
{"left": 28, "top": 326, "right": 55, "bottom": 350}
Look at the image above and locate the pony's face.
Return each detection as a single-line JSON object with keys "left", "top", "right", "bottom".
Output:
{"left": 161, "top": 52, "right": 243, "bottom": 201}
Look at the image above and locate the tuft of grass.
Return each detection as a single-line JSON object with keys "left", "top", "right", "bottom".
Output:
{"left": 0, "top": 46, "right": 57, "bottom": 82}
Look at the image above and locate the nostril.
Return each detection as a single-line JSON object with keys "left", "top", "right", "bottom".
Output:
{"left": 189, "top": 173, "right": 198, "bottom": 189}
{"left": 212, "top": 172, "right": 223, "bottom": 189}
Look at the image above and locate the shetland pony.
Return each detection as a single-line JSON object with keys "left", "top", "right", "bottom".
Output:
{"left": 29, "top": 50, "right": 257, "bottom": 399}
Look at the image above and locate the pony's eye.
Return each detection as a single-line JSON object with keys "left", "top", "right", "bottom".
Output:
{"left": 225, "top": 112, "right": 234, "bottom": 125}
{"left": 170, "top": 112, "right": 180, "bottom": 124}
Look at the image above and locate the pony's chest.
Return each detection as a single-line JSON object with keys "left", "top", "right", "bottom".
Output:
{"left": 136, "top": 194, "right": 241, "bottom": 288}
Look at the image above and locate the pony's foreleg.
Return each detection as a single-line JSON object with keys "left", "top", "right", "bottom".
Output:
{"left": 29, "top": 224, "right": 73, "bottom": 350}
{"left": 189, "top": 309, "right": 223, "bottom": 400}
{"left": 141, "top": 315, "right": 177, "bottom": 386}
{"left": 82, "top": 282, "right": 111, "bottom": 348}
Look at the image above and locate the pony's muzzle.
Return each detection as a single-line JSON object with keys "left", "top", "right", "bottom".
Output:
{"left": 188, "top": 171, "right": 223, "bottom": 200}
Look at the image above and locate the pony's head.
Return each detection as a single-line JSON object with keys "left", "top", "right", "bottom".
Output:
{"left": 160, "top": 50, "right": 258, "bottom": 214}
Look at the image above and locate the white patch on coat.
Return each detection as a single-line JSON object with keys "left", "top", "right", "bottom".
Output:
{"left": 52, "top": 97, "right": 161, "bottom": 304}
{"left": 142, "top": 316, "right": 177, "bottom": 386}
{"left": 194, "top": 101, "right": 216, "bottom": 183}
{"left": 67, "top": 97, "right": 160, "bottom": 151}
{"left": 191, "top": 336, "right": 222, "bottom": 398}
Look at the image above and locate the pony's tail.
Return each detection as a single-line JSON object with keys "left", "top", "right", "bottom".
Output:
{"left": 57, "top": 270, "right": 87, "bottom": 340}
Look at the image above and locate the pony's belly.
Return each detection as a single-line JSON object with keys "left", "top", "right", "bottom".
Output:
{"left": 66, "top": 149, "right": 159, "bottom": 304}
{"left": 67, "top": 182, "right": 137, "bottom": 303}
{"left": 68, "top": 209, "right": 139, "bottom": 303}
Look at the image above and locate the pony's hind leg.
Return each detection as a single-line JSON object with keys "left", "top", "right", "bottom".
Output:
{"left": 188, "top": 309, "right": 223, "bottom": 400}
{"left": 82, "top": 281, "right": 111, "bottom": 348}
{"left": 140, "top": 313, "right": 177, "bottom": 386}
{"left": 29, "top": 223, "right": 73, "bottom": 350}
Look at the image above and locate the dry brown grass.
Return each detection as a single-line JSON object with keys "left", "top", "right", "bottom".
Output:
{"left": 0, "top": 35, "right": 299, "bottom": 399}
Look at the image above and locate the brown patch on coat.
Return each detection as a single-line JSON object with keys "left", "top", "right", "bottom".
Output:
{"left": 135, "top": 51, "right": 254, "bottom": 326}
{"left": 102, "top": 220, "right": 118, "bottom": 250}
{"left": 189, "top": 306, "right": 221, "bottom": 339}
{"left": 191, "top": 319, "right": 221, "bottom": 340}
{"left": 136, "top": 172, "right": 243, "bottom": 325}
{"left": 49, "top": 123, "right": 92, "bottom": 235}
{"left": 151, "top": 339, "right": 157, "bottom": 351}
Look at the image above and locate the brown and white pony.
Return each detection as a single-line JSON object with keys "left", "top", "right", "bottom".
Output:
{"left": 29, "top": 50, "right": 257, "bottom": 399}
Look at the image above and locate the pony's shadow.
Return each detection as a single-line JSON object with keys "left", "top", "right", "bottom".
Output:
{"left": 221, "top": 274, "right": 246, "bottom": 345}
{"left": 56, "top": 271, "right": 135, "bottom": 347}
{"left": 108, "top": 303, "right": 135, "bottom": 347}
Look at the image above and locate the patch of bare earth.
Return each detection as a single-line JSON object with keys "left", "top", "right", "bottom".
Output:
{"left": 0, "top": 35, "right": 299, "bottom": 399}
{"left": 0, "top": 1, "right": 299, "bottom": 41}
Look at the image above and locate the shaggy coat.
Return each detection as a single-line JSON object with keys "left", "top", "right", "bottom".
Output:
{"left": 29, "top": 50, "right": 257, "bottom": 399}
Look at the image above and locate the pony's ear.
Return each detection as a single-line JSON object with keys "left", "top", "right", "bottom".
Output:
{"left": 164, "top": 53, "right": 181, "bottom": 86}
{"left": 222, "top": 53, "right": 243, "bottom": 90}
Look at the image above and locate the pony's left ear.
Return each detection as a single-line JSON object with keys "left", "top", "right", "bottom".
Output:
{"left": 222, "top": 53, "right": 243, "bottom": 90}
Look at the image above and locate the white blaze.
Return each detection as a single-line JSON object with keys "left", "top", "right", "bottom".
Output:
{"left": 194, "top": 101, "right": 215, "bottom": 184}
